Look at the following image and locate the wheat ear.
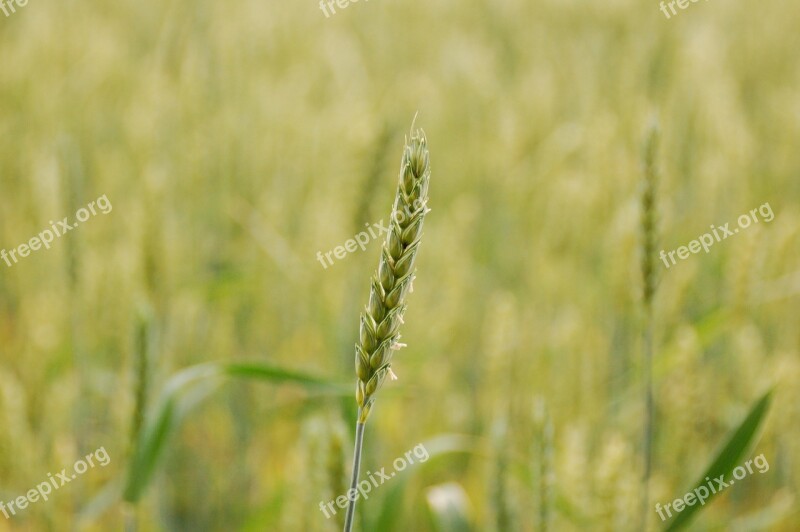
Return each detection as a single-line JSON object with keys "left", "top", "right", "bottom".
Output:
{"left": 343, "top": 125, "right": 431, "bottom": 532}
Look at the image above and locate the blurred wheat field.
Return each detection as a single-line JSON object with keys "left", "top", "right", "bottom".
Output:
{"left": 0, "top": 0, "right": 799, "bottom": 530}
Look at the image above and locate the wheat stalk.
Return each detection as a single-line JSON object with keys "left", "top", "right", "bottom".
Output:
{"left": 639, "top": 121, "right": 659, "bottom": 531}
{"left": 343, "top": 124, "right": 431, "bottom": 532}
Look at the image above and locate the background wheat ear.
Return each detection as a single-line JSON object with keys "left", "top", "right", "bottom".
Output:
{"left": 639, "top": 119, "right": 659, "bottom": 532}
{"left": 640, "top": 122, "right": 659, "bottom": 313}
{"left": 123, "top": 304, "right": 154, "bottom": 532}
{"left": 344, "top": 124, "right": 432, "bottom": 532}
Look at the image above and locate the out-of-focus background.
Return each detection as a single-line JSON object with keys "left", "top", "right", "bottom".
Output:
{"left": 0, "top": 0, "right": 798, "bottom": 530}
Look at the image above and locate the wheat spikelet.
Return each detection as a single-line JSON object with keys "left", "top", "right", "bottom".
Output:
{"left": 353, "top": 127, "right": 431, "bottom": 424}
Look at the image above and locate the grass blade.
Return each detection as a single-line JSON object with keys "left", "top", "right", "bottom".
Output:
{"left": 225, "top": 361, "right": 349, "bottom": 391}
{"left": 664, "top": 389, "right": 773, "bottom": 531}
{"left": 122, "top": 361, "right": 345, "bottom": 504}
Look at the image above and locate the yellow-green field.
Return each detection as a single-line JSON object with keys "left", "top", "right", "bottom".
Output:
{"left": 0, "top": 0, "right": 798, "bottom": 530}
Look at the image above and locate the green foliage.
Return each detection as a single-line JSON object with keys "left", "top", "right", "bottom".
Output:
{"left": 664, "top": 389, "right": 773, "bottom": 531}
{"left": 122, "top": 362, "right": 348, "bottom": 504}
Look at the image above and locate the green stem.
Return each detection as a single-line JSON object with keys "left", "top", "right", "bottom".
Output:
{"left": 343, "top": 415, "right": 366, "bottom": 532}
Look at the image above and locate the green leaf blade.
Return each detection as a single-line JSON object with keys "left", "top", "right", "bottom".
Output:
{"left": 664, "top": 389, "right": 773, "bottom": 531}
{"left": 122, "top": 361, "right": 346, "bottom": 505}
